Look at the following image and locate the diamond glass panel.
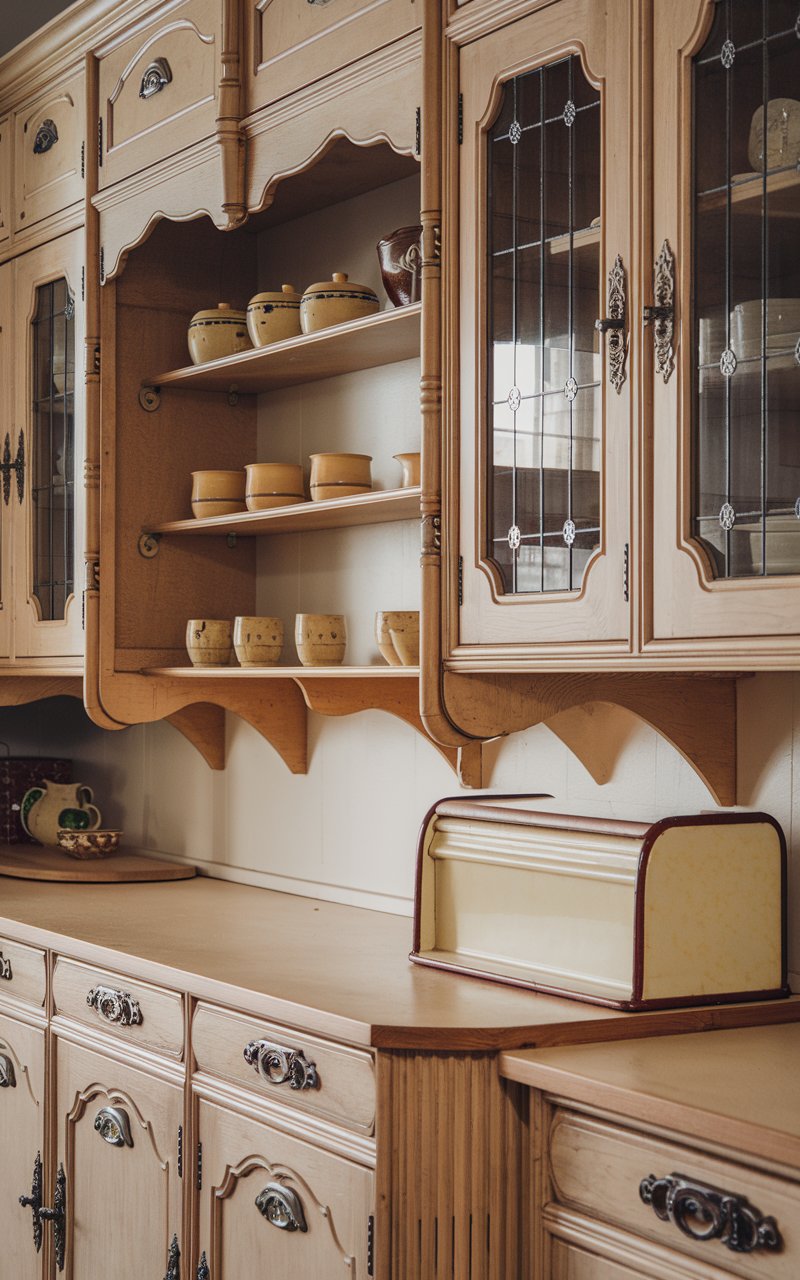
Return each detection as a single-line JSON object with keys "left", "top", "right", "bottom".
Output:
{"left": 487, "top": 56, "right": 601, "bottom": 594}
{"left": 31, "top": 278, "right": 75, "bottom": 620}
{"left": 693, "top": 0, "right": 800, "bottom": 578}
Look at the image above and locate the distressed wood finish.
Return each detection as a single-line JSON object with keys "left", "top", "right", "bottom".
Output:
{"left": 0, "top": 936, "right": 46, "bottom": 1011}
{"left": 53, "top": 956, "right": 184, "bottom": 1059}
{"left": 13, "top": 70, "right": 85, "bottom": 238}
{"left": 0, "top": 1012, "right": 45, "bottom": 1280}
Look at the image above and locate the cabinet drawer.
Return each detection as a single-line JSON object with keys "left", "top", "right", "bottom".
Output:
{"left": 193, "top": 1003, "right": 375, "bottom": 1134}
{"left": 549, "top": 1108, "right": 799, "bottom": 1280}
{"left": 52, "top": 958, "right": 183, "bottom": 1058}
{"left": 0, "top": 936, "right": 46, "bottom": 1010}
{"left": 248, "top": 0, "right": 419, "bottom": 112}
{"left": 13, "top": 71, "right": 85, "bottom": 233}
{"left": 97, "top": 0, "right": 221, "bottom": 191}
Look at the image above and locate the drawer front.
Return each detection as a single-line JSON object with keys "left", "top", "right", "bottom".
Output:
{"left": 14, "top": 72, "right": 85, "bottom": 233}
{"left": 193, "top": 1002, "right": 375, "bottom": 1134}
{"left": 98, "top": 0, "right": 221, "bottom": 190}
{"left": 52, "top": 957, "right": 183, "bottom": 1058}
{"left": 248, "top": 0, "right": 419, "bottom": 112}
{"left": 549, "top": 1109, "right": 799, "bottom": 1280}
{"left": 0, "top": 936, "right": 46, "bottom": 1009}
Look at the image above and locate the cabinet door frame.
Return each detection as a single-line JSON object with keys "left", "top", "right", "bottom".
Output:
{"left": 648, "top": 0, "right": 800, "bottom": 658}
{"left": 0, "top": 263, "right": 13, "bottom": 658}
{"left": 0, "top": 1009, "right": 47, "bottom": 1280}
{"left": 446, "top": 0, "right": 636, "bottom": 665}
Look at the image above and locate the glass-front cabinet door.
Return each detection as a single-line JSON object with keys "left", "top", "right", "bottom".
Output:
{"left": 650, "top": 0, "right": 800, "bottom": 653}
{"left": 12, "top": 230, "right": 83, "bottom": 660}
{"left": 450, "top": 1, "right": 632, "bottom": 660}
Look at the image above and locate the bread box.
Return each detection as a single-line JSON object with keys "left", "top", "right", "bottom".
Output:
{"left": 411, "top": 797, "right": 788, "bottom": 1010}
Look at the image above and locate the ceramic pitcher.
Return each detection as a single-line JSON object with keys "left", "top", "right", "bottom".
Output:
{"left": 20, "top": 781, "right": 102, "bottom": 846}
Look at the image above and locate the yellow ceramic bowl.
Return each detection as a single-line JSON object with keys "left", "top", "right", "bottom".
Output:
{"left": 295, "top": 614, "right": 347, "bottom": 667}
{"left": 191, "top": 470, "right": 246, "bottom": 519}
{"left": 246, "top": 285, "right": 302, "bottom": 347}
{"left": 375, "top": 610, "right": 419, "bottom": 666}
{"left": 245, "top": 462, "right": 305, "bottom": 511}
{"left": 186, "top": 619, "right": 233, "bottom": 667}
{"left": 309, "top": 453, "right": 372, "bottom": 502}
{"left": 234, "top": 616, "right": 284, "bottom": 667}
{"left": 394, "top": 452, "right": 421, "bottom": 488}
{"left": 300, "top": 273, "right": 380, "bottom": 335}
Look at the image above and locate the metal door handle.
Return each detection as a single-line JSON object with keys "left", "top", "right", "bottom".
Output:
{"left": 18, "top": 1152, "right": 43, "bottom": 1253}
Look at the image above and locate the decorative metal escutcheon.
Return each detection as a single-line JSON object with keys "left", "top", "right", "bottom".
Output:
{"left": 33, "top": 118, "right": 58, "bottom": 154}
{"left": 243, "top": 1040, "right": 318, "bottom": 1091}
{"left": 196, "top": 1251, "right": 210, "bottom": 1280}
{"left": 255, "top": 1183, "right": 308, "bottom": 1233}
{"left": 87, "top": 985, "right": 143, "bottom": 1027}
{"left": 94, "top": 1105, "right": 134, "bottom": 1147}
{"left": 163, "top": 1233, "right": 180, "bottom": 1280}
{"left": 595, "top": 254, "right": 628, "bottom": 394}
{"left": 640, "top": 1172, "right": 782, "bottom": 1255}
{"left": 0, "top": 1052, "right": 16, "bottom": 1088}
{"left": 0, "top": 951, "right": 12, "bottom": 980}
{"left": 643, "top": 239, "right": 675, "bottom": 383}
{"left": 40, "top": 1163, "right": 66, "bottom": 1271}
{"left": 19, "top": 1151, "right": 43, "bottom": 1254}
{"left": 140, "top": 57, "right": 172, "bottom": 99}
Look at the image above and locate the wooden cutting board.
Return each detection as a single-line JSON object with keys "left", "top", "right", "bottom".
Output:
{"left": 0, "top": 845, "right": 196, "bottom": 883}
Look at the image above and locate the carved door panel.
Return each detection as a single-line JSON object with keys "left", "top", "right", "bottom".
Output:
{"left": 13, "top": 72, "right": 85, "bottom": 236}
{"left": 55, "top": 1039, "right": 183, "bottom": 1279}
{"left": 0, "top": 263, "right": 13, "bottom": 659}
{"left": 451, "top": 0, "right": 633, "bottom": 662}
{"left": 197, "top": 1098, "right": 373, "bottom": 1278}
{"left": 0, "top": 1012, "right": 46, "bottom": 1280}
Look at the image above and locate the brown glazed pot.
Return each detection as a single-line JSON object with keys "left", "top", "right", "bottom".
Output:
{"left": 376, "top": 225, "right": 423, "bottom": 307}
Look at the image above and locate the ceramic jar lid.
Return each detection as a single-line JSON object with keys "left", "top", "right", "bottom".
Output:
{"left": 301, "top": 272, "right": 378, "bottom": 304}
{"left": 247, "top": 284, "right": 302, "bottom": 308}
{"left": 190, "top": 301, "right": 247, "bottom": 325}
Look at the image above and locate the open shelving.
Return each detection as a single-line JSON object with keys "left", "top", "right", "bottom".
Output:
{"left": 146, "top": 487, "right": 420, "bottom": 537}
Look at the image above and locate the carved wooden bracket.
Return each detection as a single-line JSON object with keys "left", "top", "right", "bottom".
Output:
{"left": 0, "top": 676, "right": 83, "bottom": 707}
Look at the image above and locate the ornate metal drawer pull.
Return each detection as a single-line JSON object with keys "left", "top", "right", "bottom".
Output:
{"left": 0, "top": 1052, "right": 16, "bottom": 1087}
{"left": 140, "top": 57, "right": 172, "bottom": 99}
{"left": 644, "top": 239, "right": 675, "bottom": 383}
{"left": 40, "top": 1163, "right": 66, "bottom": 1271}
{"left": 255, "top": 1182, "right": 308, "bottom": 1232}
{"left": 243, "top": 1039, "right": 318, "bottom": 1091}
{"left": 87, "top": 984, "right": 143, "bottom": 1027}
{"left": 33, "top": 118, "right": 58, "bottom": 154}
{"left": 595, "top": 254, "right": 627, "bottom": 393}
{"left": 640, "top": 1172, "right": 782, "bottom": 1255}
{"left": 94, "top": 1105, "right": 133, "bottom": 1147}
{"left": 164, "top": 1233, "right": 180, "bottom": 1280}
{"left": 19, "top": 1152, "right": 43, "bottom": 1253}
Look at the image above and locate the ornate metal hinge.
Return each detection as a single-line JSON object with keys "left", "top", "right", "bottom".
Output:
{"left": 623, "top": 542, "right": 629, "bottom": 602}
{"left": 1, "top": 432, "right": 25, "bottom": 506}
{"left": 140, "top": 58, "right": 172, "bottom": 99}
{"left": 643, "top": 239, "right": 675, "bottom": 383}
{"left": 0, "top": 951, "right": 11, "bottom": 979}
{"left": 255, "top": 1183, "right": 308, "bottom": 1233}
{"left": 19, "top": 1152, "right": 43, "bottom": 1253}
{"left": 0, "top": 1052, "right": 17, "bottom": 1088}
{"left": 243, "top": 1040, "right": 318, "bottom": 1091}
{"left": 367, "top": 1215, "right": 375, "bottom": 1276}
{"left": 94, "top": 1106, "right": 134, "bottom": 1147}
{"left": 196, "top": 1142, "right": 203, "bottom": 1192}
{"left": 595, "top": 254, "right": 627, "bottom": 393}
{"left": 458, "top": 555, "right": 463, "bottom": 607}
{"left": 196, "top": 1253, "right": 210, "bottom": 1280}
{"left": 177, "top": 1125, "right": 183, "bottom": 1178}
{"left": 40, "top": 1163, "right": 66, "bottom": 1271}
{"left": 415, "top": 106, "right": 421, "bottom": 156}
{"left": 33, "top": 119, "right": 58, "bottom": 154}
{"left": 86, "top": 985, "right": 143, "bottom": 1027}
{"left": 640, "top": 1172, "right": 782, "bottom": 1255}
{"left": 97, "top": 117, "right": 103, "bottom": 167}
{"left": 163, "top": 1234, "right": 180, "bottom": 1280}
{"left": 458, "top": 93, "right": 464, "bottom": 144}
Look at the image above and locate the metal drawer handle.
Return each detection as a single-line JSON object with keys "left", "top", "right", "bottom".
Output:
{"left": 33, "top": 119, "right": 58, "bottom": 154}
{"left": 140, "top": 57, "right": 172, "bottom": 99}
{"left": 640, "top": 1172, "right": 782, "bottom": 1255}
{"left": 595, "top": 254, "right": 627, "bottom": 393}
{"left": 40, "top": 1164, "right": 66, "bottom": 1271}
{"left": 0, "top": 1052, "right": 16, "bottom": 1088}
{"left": 94, "top": 1106, "right": 133, "bottom": 1147}
{"left": 87, "top": 984, "right": 143, "bottom": 1027}
{"left": 255, "top": 1183, "right": 307, "bottom": 1232}
{"left": 243, "top": 1039, "right": 318, "bottom": 1091}
{"left": 643, "top": 239, "right": 675, "bottom": 383}
{"left": 19, "top": 1152, "right": 43, "bottom": 1253}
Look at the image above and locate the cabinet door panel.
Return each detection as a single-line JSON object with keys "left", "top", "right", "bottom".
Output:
{"left": 0, "top": 117, "right": 10, "bottom": 244}
{"left": 0, "top": 264, "right": 12, "bottom": 659}
{"left": 56, "top": 1039, "right": 183, "bottom": 1280}
{"left": 197, "top": 1098, "right": 373, "bottom": 1278}
{"left": 453, "top": 1, "right": 632, "bottom": 657}
{"left": 13, "top": 73, "right": 85, "bottom": 235}
{"left": 12, "top": 231, "right": 84, "bottom": 660}
{"left": 0, "top": 1013, "right": 46, "bottom": 1280}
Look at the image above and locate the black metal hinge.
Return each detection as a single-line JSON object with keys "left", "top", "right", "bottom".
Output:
{"left": 80, "top": 141, "right": 85, "bottom": 179}
{"left": 81, "top": 267, "right": 85, "bottom": 302}
{"left": 177, "top": 1125, "right": 183, "bottom": 1178}
{"left": 415, "top": 107, "right": 421, "bottom": 156}
{"left": 97, "top": 117, "right": 103, "bottom": 166}
{"left": 367, "top": 1215, "right": 374, "bottom": 1277}
{"left": 196, "top": 1142, "right": 203, "bottom": 1191}
{"left": 458, "top": 555, "right": 464, "bottom": 607}
{"left": 623, "top": 542, "right": 630, "bottom": 603}
{"left": 458, "top": 93, "right": 464, "bottom": 144}
{"left": 99, "top": 247, "right": 105, "bottom": 285}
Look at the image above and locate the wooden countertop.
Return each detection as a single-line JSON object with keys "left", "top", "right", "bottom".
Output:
{"left": 0, "top": 876, "right": 797, "bottom": 1050}
{"left": 500, "top": 1022, "right": 800, "bottom": 1169}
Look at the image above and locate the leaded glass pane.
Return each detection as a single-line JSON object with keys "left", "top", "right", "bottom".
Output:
{"left": 31, "top": 278, "right": 75, "bottom": 621}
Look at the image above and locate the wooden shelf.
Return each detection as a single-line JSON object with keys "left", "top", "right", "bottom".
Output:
{"left": 548, "top": 224, "right": 601, "bottom": 255}
{"left": 143, "top": 303, "right": 421, "bottom": 396}
{"left": 147, "top": 487, "right": 421, "bottom": 537}
{"left": 147, "top": 665, "right": 419, "bottom": 678}
{"left": 697, "top": 168, "right": 800, "bottom": 215}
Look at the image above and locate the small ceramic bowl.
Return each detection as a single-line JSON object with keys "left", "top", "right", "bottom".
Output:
{"left": 389, "top": 627, "right": 420, "bottom": 666}
{"left": 187, "top": 303, "right": 251, "bottom": 365}
{"left": 295, "top": 614, "right": 347, "bottom": 667}
{"left": 300, "top": 273, "right": 380, "bottom": 335}
{"left": 234, "top": 616, "right": 284, "bottom": 667}
{"left": 186, "top": 619, "right": 233, "bottom": 667}
{"left": 375, "top": 610, "right": 419, "bottom": 666}
{"left": 57, "top": 829, "right": 122, "bottom": 860}
{"left": 191, "top": 470, "right": 246, "bottom": 519}
{"left": 245, "top": 462, "right": 305, "bottom": 511}
{"left": 246, "top": 285, "right": 302, "bottom": 347}
{"left": 393, "top": 452, "right": 420, "bottom": 488}
{"left": 309, "top": 453, "right": 372, "bottom": 502}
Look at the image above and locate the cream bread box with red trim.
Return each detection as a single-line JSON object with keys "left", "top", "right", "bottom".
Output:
{"left": 411, "top": 797, "right": 788, "bottom": 1011}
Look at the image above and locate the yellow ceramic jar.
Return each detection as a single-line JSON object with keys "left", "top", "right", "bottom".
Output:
{"left": 191, "top": 470, "right": 246, "bottom": 518}
{"left": 309, "top": 453, "right": 372, "bottom": 502}
{"left": 244, "top": 462, "right": 305, "bottom": 511}
{"left": 295, "top": 614, "right": 347, "bottom": 667}
{"left": 187, "top": 303, "right": 251, "bottom": 365}
{"left": 300, "top": 273, "right": 379, "bottom": 334}
{"left": 246, "top": 285, "right": 302, "bottom": 347}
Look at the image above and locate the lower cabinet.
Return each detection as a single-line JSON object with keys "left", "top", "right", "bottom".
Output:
{"left": 55, "top": 1038, "right": 184, "bottom": 1278}
{"left": 0, "top": 1011, "right": 46, "bottom": 1280}
{"left": 196, "top": 1098, "right": 374, "bottom": 1277}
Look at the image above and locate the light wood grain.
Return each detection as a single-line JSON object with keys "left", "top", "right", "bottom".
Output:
{"left": 53, "top": 956, "right": 184, "bottom": 1059}
{"left": 149, "top": 487, "right": 421, "bottom": 537}
{"left": 0, "top": 846, "right": 196, "bottom": 883}
{"left": 0, "top": 934, "right": 46, "bottom": 1010}
{"left": 0, "top": 1012, "right": 45, "bottom": 1280}
{"left": 13, "top": 69, "right": 85, "bottom": 236}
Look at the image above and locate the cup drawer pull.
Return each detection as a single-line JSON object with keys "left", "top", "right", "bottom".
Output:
{"left": 87, "top": 984, "right": 143, "bottom": 1027}
{"left": 94, "top": 1106, "right": 133, "bottom": 1147}
{"left": 243, "top": 1039, "right": 318, "bottom": 1091}
{"left": 640, "top": 1171, "right": 782, "bottom": 1255}
{"left": 0, "top": 1052, "right": 16, "bottom": 1088}
{"left": 255, "top": 1182, "right": 307, "bottom": 1233}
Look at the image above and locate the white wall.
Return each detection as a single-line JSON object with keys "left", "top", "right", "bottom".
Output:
{"left": 2, "top": 673, "right": 798, "bottom": 991}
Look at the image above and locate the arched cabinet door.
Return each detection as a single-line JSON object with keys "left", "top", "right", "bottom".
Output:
{"left": 55, "top": 1039, "right": 183, "bottom": 1279}
{"left": 197, "top": 1098, "right": 373, "bottom": 1277}
{"left": 449, "top": 0, "right": 633, "bottom": 665}
{"left": 0, "top": 1013, "right": 45, "bottom": 1280}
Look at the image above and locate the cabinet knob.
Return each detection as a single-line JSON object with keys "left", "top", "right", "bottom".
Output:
{"left": 94, "top": 1106, "right": 134, "bottom": 1147}
{"left": 87, "top": 984, "right": 143, "bottom": 1027}
{"left": 640, "top": 1171, "right": 782, "bottom": 1255}
{"left": 243, "top": 1039, "right": 318, "bottom": 1091}
{"left": 18, "top": 1152, "right": 43, "bottom": 1254}
{"left": 0, "top": 1051, "right": 16, "bottom": 1088}
{"left": 255, "top": 1183, "right": 307, "bottom": 1233}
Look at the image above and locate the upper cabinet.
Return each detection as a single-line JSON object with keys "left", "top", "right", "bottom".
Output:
{"left": 650, "top": 0, "right": 800, "bottom": 657}
{"left": 12, "top": 71, "right": 85, "bottom": 240}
